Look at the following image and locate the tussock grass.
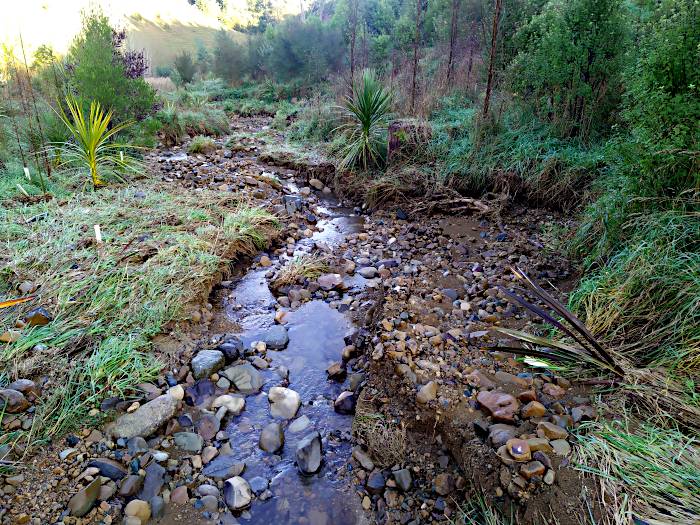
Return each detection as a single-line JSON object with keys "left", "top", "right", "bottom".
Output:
{"left": 0, "top": 182, "right": 279, "bottom": 448}
{"left": 451, "top": 494, "right": 515, "bottom": 525}
{"left": 271, "top": 254, "right": 329, "bottom": 289}
{"left": 188, "top": 135, "right": 217, "bottom": 154}
{"left": 352, "top": 409, "right": 406, "bottom": 467}
{"left": 575, "top": 419, "right": 700, "bottom": 525}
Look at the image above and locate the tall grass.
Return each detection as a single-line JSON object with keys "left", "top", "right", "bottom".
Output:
{"left": 576, "top": 418, "right": 700, "bottom": 525}
{"left": 0, "top": 184, "right": 279, "bottom": 447}
{"left": 570, "top": 208, "right": 700, "bottom": 372}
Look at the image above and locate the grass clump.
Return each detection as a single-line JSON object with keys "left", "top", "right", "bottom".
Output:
{"left": 188, "top": 135, "right": 217, "bottom": 154}
{"left": 575, "top": 419, "right": 700, "bottom": 524}
{"left": 271, "top": 254, "right": 329, "bottom": 289}
{"left": 570, "top": 208, "right": 700, "bottom": 372}
{"left": 0, "top": 184, "right": 279, "bottom": 448}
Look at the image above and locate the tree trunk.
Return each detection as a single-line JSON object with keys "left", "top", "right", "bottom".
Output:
{"left": 446, "top": 0, "right": 460, "bottom": 87}
{"left": 410, "top": 0, "right": 422, "bottom": 113}
{"left": 482, "top": 0, "right": 502, "bottom": 119}
{"left": 349, "top": 0, "right": 358, "bottom": 86}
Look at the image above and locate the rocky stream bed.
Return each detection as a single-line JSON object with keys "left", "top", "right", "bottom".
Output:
{"left": 1, "top": 117, "right": 600, "bottom": 524}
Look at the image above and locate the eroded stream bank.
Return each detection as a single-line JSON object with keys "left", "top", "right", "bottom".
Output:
{"left": 4, "top": 116, "right": 598, "bottom": 525}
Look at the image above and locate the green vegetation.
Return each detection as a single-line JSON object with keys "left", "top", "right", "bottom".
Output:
{"left": 66, "top": 10, "right": 157, "bottom": 122}
{"left": 0, "top": 184, "right": 278, "bottom": 444}
{"left": 188, "top": 135, "right": 217, "bottom": 154}
{"left": 55, "top": 95, "right": 140, "bottom": 188}
{"left": 337, "top": 70, "right": 392, "bottom": 171}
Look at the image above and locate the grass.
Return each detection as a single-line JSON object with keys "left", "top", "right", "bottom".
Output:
{"left": 451, "top": 494, "right": 515, "bottom": 525}
{"left": 188, "top": 135, "right": 217, "bottom": 154}
{"left": 0, "top": 180, "right": 279, "bottom": 449}
{"left": 570, "top": 207, "right": 700, "bottom": 373}
{"left": 575, "top": 418, "right": 700, "bottom": 525}
{"left": 271, "top": 254, "right": 329, "bottom": 289}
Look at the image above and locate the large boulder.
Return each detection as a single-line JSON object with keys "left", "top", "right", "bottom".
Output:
{"left": 108, "top": 394, "right": 179, "bottom": 439}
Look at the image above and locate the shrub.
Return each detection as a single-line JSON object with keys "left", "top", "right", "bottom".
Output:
{"left": 180, "top": 107, "right": 229, "bottom": 137}
{"left": 174, "top": 51, "right": 196, "bottom": 84}
{"left": 509, "top": 0, "right": 628, "bottom": 139}
{"left": 66, "top": 9, "right": 157, "bottom": 122}
{"left": 156, "top": 103, "right": 184, "bottom": 146}
{"left": 213, "top": 30, "right": 248, "bottom": 84}
{"left": 336, "top": 69, "right": 392, "bottom": 171}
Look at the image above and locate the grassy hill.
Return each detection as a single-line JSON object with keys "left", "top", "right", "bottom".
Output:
{"left": 0, "top": 0, "right": 244, "bottom": 71}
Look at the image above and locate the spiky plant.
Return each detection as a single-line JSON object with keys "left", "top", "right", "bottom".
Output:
{"left": 55, "top": 95, "right": 140, "bottom": 188}
{"left": 496, "top": 267, "right": 624, "bottom": 377}
{"left": 336, "top": 69, "right": 392, "bottom": 171}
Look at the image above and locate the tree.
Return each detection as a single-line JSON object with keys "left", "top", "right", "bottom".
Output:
{"left": 509, "top": 0, "right": 627, "bottom": 138}
{"left": 174, "top": 51, "right": 196, "bottom": 83}
{"left": 66, "top": 9, "right": 156, "bottom": 122}
{"left": 445, "top": 0, "right": 460, "bottom": 86}
{"left": 410, "top": 0, "right": 424, "bottom": 112}
{"left": 482, "top": 0, "right": 502, "bottom": 118}
{"left": 214, "top": 30, "right": 247, "bottom": 83}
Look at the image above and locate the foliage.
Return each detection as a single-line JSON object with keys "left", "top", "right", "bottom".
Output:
{"left": 66, "top": 9, "right": 157, "bottom": 122}
{"left": 336, "top": 69, "right": 392, "bottom": 171}
{"left": 509, "top": 0, "right": 627, "bottom": 139}
{"left": 55, "top": 95, "right": 140, "bottom": 188}
{"left": 174, "top": 51, "right": 197, "bottom": 84}
{"left": 213, "top": 30, "right": 248, "bottom": 84}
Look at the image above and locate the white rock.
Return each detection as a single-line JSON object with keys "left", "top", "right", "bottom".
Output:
{"left": 224, "top": 476, "right": 252, "bottom": 510}
{"left": 211, "top": 395, "right": 245, "bottom": 416}
{"left": 268, "top": 387, "right": 301, "bottom": 419}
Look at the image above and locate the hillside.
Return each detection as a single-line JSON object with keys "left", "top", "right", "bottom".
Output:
{"left": 0, "top": 0, "right": 242, "bottom": 70}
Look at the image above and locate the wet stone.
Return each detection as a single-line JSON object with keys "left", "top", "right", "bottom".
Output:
{"left": 192, "top": 350, "right": 225, "bottom": 379}
{"left": 488, "top": 424, "right": 517, "bottom": 448}
{"left": 185, "top": 379, "right": 216, "bottom": 406}
{"left": 87, "top": 458, "right": 127, "bottom": 480}
{"left": 222, "top": 363, "right": 264, "bottom": 394}
{"left": 68, "top": 478, "right": 101, "bottom": 517}
{"left": 520, "top": 461, "right": 545, "bottom": 480}
{"left": 202, "top": 454, "right": 246, "bottom": 479}
{"left": 506, "top": 438, "right": 531, "bottom": 462}
{"left": 334, "top": 391, "right": 356, "bottom": 414}
{"left": 211, "top": 394, "right": 245, "bottom": 416}
{"left": 366, "top": 471, "right": 386, "bottom": 495}
{"left": 259, "top": 422, "right": 284, "bottom": 453}
{"left": 140, "top": 461, "right": 166, "bottom": 501}
{"left": 433, "top": 473, "right": 455, "bottom": 496}
{"left": 295, "top": 431, "right": 322, "bottom": 474}
{"left": 175, "top": 432, "right": 204, "bottom": 453}
{"left": 477, "top": 391, "right": 519, "bottom": 423}
{"left": 224, "top": 476, "right": 252, "bottom": 510}
{"left": 393, "top": 469, "right": 412, "bottom": 491}
{"left": 268, "top": 386, "right": 301, "bottom": 419}
{"left": 249, "top": 476, "right": 269, "bottom": 495}
{"left": 108, "top": 394, "right": 179, "bottom": 439}
{"left": 197, "top": 413, "right": 221, "bottom": 441}
{"left": 0, "top": 389, "right": 30, "bottom": 414}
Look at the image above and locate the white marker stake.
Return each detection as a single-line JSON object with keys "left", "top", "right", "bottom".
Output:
{"left": 23, "top": 167, "right": 31, "bottom": 180}
{"left": 94, "top": 224, "right": 103, "bottom": 244}
{"left": 120, "top": 151, "right": 124, "bottom": 162}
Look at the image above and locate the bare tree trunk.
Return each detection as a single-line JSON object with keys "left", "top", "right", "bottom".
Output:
{"left": 445, "top": 0, "right": 460, "bottom": 87}
{"left": 482, "top": 0, "right": 502, "bottom": 119}
{"left": 349, "top": 0, "right": 358, "bottom": 86}
{"left": 410, "top": 0, "right": 422, "bottom": 113}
